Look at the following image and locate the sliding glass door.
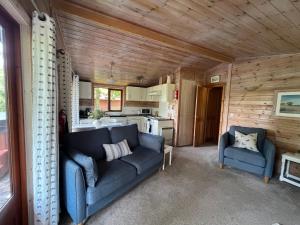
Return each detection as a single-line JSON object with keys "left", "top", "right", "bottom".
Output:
{"left": 0, "top": 6, "right": 24, "bottom": 225}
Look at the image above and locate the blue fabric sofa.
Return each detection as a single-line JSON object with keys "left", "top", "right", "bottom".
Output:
{"left": 60, "top": 124, "right": 164, "bottom": 224}
{"left": 219, "top": 126, "right": 276, "bottom": 183}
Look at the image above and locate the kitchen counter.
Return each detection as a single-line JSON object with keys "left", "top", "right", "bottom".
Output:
{"left": 146, "top": 116, "right": 173, "bottom": 121}
{"left": 105, "top": 114, "right": 151, "bottom": 117}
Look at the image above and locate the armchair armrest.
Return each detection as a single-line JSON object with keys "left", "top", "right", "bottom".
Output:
{"left": 138, "top": 132, "right": 164, "bottom": 153}
{"left": 219, "top": 132, "right": 229, "bottom": 164}
{"left": 60, "top": 151, "right": 86, "bottom": 224}
{"left": 262, "top": 138, "right": 276, "bottom": 178}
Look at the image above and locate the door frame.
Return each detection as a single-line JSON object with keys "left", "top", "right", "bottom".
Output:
{"left": 0, "top": 2, "right": 30, "bottom": 225}
{"left": 193, "top": 82, "right": 226, "bottom": 146}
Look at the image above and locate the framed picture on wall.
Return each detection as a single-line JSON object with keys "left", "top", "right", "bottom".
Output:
{"left": 275, "top": 91, "right": 300, "bottom": 118}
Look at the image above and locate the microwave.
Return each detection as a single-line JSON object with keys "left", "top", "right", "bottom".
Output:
{"left": 141, "top": 108, "right": 151, "bottom": 115}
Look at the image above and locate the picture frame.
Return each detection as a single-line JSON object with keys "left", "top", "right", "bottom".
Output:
{"left": 210, "top": 75, "right": 220, "bottom": 83}
{"left": 275, "top": 91, "right": 300, "bottom": 118}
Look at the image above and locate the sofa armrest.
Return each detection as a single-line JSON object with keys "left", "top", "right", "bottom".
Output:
{"left": 219, "top": 132, "right": 229, "bottom": 164}
{"left": 262, "top": 138, "right": 276, "bottom": 178}
{"left": 138, "top": 132, "right": 164, "bottom": 153}
{"left": 60, "top": 151, "right": 86, "bottom": 224}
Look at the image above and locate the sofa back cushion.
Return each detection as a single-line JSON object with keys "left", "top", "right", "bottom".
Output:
{"left": 110, "top": 124, "right": 139, "bottom": 149}
{"left": 229, "top": 126, "right": 266, "bottom": 151}
{"left": 68, "top": 148, "right": 98, "bottom": 187}
{"left": 64, "top": 128, "right": 112, "bottom": 160}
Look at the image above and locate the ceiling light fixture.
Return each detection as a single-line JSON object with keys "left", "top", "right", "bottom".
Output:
{"left": 107, "top": 61, "right": 116, "bottom": 84}
{"left": 136, "top": 75, "right": 144, "bottom": 85}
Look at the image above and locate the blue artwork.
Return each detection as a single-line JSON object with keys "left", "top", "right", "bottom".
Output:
{"left": 280, "top": 94, "right": 300, "bottom": 114}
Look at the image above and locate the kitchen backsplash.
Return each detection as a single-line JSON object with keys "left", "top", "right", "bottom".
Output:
{"left": 79, "top": 105, "right": 160, "bottom": 116}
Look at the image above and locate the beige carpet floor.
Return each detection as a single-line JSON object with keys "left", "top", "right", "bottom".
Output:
{"left": 60, "top": 146, "right": 300, "bottom": 225}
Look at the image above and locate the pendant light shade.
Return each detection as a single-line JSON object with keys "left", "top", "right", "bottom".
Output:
{"left": 107, "top": 61, "right": 116, "bottom": 84}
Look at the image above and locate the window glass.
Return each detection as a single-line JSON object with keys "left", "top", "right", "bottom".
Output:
{"left": 0, "top": 25, "right": 12, "bottom": 209}
{"left": 94, "top": 88, "right": 108, "bottom": 111}
{"left": 110, "top": 89, "right": 122, "bottom": 111}
{"left": 94, "top": 87, "right": 122, "bottom": 111}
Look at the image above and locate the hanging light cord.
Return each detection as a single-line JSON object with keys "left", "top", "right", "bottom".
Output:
{"left": 110, "top": 62, "right": 115, "bottom": 79}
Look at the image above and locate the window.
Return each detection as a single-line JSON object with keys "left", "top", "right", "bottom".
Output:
{"left": 94, "top": 87, "right": 123, "bottom": 111}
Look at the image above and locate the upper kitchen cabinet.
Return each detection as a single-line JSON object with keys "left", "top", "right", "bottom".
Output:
{"left": 147, "top": 85, "right": 161, "bottom": 102}
{"left": 160, "top": 84, "right": 175, "bottom": 102}
{"left": 79, "top": 81, "right": 92, "bottom": 99}
{"left": 126, "top": 86, "right": 146, "bottom": 101}
{"left": 126, "top": 84, "right": 174, "bottom": 102}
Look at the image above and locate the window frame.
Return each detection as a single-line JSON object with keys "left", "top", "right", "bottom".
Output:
{"left": 93, "top": 85, "right": 123, "bottom": 112}
{"left": 108, "top": 88, "right": 123, "bottom": 112}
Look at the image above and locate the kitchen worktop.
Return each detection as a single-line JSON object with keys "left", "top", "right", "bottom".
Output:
{"left": 107, "top": 114, "right": 151, "bottom": 117}
{"left": 102, "top": 114, "right": 173, "bottom": 121}
{"left": 109, "top": 115, "right": 173, "bottom": 121}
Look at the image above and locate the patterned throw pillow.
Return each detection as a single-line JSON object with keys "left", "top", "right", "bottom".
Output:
{"left": 233, "top": 131, "right": 259, "bottom": 152}
{"left": 103, "top": 139, "right": 132, "bottom": 161}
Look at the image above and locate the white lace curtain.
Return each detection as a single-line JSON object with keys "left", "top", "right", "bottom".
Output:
{"left": 57, "top": 52, "right": 72, "bottom": 131}
{"left": 72, "top": 74, "right": 80, "bottom": 127}
{"left": 32, "top": 11, "right": 59, "bottom": 225}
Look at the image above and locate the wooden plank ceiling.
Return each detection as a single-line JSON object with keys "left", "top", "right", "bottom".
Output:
{"left": 55, "top": 0, "right": 300, "bottom": 85}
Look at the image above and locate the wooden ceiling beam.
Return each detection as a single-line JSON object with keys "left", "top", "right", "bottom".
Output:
{"left": 53, "top": 0, "right": 234, "bottom": 63}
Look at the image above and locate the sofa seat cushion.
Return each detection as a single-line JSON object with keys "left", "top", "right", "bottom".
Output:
{"left": 120, "top": 146, "right": 163, "bottom": 174}
{"left": 224, "top": 146, "right": 266, "bottom": 168}
{"left": 86, "top": 160, "right": 136, "bottom": 205}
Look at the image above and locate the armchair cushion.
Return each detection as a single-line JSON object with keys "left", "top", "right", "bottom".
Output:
{"left": 229, "top": 126, "right": 266, "bottom": 151}
{"left": 224, "top": 146, "right": 266, "bottom": 168}
{"left": 120, "top": 146, "right": 163, "bottom": 174}
{"left": 86, "top": 160, "right": 136, "bottom": 205}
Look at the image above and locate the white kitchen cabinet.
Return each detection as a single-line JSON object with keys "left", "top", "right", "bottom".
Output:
{"left": 79, "top": 81, "right": 92, "bottom": 99}
{"left": 146, "top": 85, "right": 161, "bottom": 102}
{"left": 126, "top": 86, "right": 140, "bottom": 101}
{"left": 139, "top": 88, "right": 147, "bottom": 101}
{"left": 126, "top": 84, "right": 173, "bottom": 102}
{"left": 126, "top": 86, "right": 148, "bottom": 101}
{"left": 127, "top": 116, "right": 142, "bottom": 131}
{"left": 160, "top": 84, "right": 175, "bottom": 102}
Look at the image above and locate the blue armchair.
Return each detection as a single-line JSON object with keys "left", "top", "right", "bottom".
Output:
{"left": 219, "top": 126, "right": 276, "bottom": 183}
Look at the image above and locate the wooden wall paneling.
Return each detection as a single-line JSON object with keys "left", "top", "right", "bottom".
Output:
{"left": 67, "top": 0, "right": 300, "bottom": 58}
{"left": 53, "top": 0, "right": 233, "bottom": 63}
{"left": 227, "top": 53, "right": 300, "bottom": 174}
{"left": 55, "top": 10, "right": 219, "bottom": 85}
{"left": 204, "top": 63, "right": 231, "bottom": 136}
{"left": 222, "top": 64, "right": 232, "bottom": 134}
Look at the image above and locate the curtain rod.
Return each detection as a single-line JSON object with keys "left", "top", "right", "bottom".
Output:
{"left": 31, "top": 0, "right": 46, "bottom": 20}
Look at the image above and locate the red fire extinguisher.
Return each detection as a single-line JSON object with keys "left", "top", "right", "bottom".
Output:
{"left": 175, "top": 89, "right": 179, "bottom": 100}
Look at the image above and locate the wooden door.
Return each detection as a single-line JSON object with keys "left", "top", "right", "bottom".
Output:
{"left": 0, "top": 6, "right": 24, "bottom": 225}
{"left": 193, "top": 86, "right": 208, "bottom": 146}
{"left": 204, "top": 87, "right": 223, "bottom": 143}
{"left": 177, "top": 79, "right": 196, "bottom": 146}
